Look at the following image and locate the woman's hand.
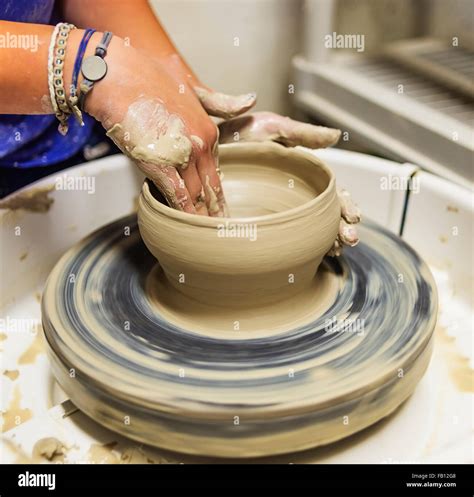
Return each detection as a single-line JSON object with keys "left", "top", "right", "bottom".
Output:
{"left": 85, "top": 38, "right": 253, "bottom": 217}
{"left": 330, "top": 189, "right": 361, "bottom": 255}
{"left": 218, "top": 111, "right": 341, "bottom": 149}
{"left": 87, "top": 39, "right": 360, "bottom": 249}
{"left": 217, "top": 111, "right": 361, "bottom": 253}
{"left": 61, "top": 2, "right": 360, "bottom": 248}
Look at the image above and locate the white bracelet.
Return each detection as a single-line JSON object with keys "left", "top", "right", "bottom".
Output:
{"left": 47, "top": 23, "right": 62, "bottom": 117}
{"left": 48, "top": 23, "right": 76, "bottom": 135}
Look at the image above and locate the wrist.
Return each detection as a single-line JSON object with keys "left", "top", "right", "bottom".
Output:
{"left": 65, "top": 29, "right": 127, "bottom": 125}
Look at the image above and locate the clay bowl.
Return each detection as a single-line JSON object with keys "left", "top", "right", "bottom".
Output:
{"left": 138, "top": 142, "right": 340, "bottom": 308}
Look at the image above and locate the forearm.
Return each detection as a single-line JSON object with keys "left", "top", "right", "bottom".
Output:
{"left": 0, "top": 20, "right": 127, "bottom": 121}
{"left": 62, "top": 0, "right": 178, "bottom": 57}
{"left": 61, "top": 0, "right": 199, "bottom": 82}
{"left": 0, "top": 21, "right": 54, "bottom": 114}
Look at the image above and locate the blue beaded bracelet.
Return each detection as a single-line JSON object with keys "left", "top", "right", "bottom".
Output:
{"left": 69, "top": 28, "right": 95, "bottom": 125}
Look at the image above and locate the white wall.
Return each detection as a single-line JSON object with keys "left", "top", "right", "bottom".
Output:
{"left": 150, "top": 0, "right": 302, "bottom": 115}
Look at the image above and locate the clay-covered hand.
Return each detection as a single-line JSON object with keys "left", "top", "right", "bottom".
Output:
{"left": 159, "top": 53, "right": 257, "bottom": 120}
{"left": 85, "top": 41, "right": 255, "bottom": 217}
{"left": 218, "top": 112, "right": 341, "bottom": 149}
{"left": 327, "top": 189, "right": 361, "bottom": 257}
{"left": 158, "top": 55, "right": 341, "bottom": 148}
{"left": 217, "top": 111, "right": 361, "bottom": 254}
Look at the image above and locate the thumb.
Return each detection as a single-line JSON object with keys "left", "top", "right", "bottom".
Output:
{"left": 193, "top": 86, "right": 257, "bottom": 119}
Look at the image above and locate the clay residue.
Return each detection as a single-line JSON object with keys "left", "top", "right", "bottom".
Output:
{"left": 86, "top": 444, "right": 119, "bottom": 464}
{"left": 204, "top": 175, "right": 220, "bottom": 215}
{"left": 194, "top": 86, "right": 257, "bottom": 119}
{"left": 107, "top": 100, "right": 195, "bottom": 212}
{"left": 106, "top": 99, "right": 192, "bottom": 171}
{"left": 18, "top": 325, "right": 45, "bottom": 365}
{"left": 1, "top": 385, "right": 33, "bottom": 432}
{"left": 436, "top": 325, "right": 474, "bottom": 393}
{"left": 3, "top": 369, "right": 19, "bottom": 381}
{"left": 2, "top": 438, "right": 32, "bottom": 463}
{"left": 0, "top": 184, "right": 55, "bottom": 213}
{"left": 218, "top": 113, "right": 340, "bottom": 149}
{"left": 190, "top": 134, "right": 204, "bottom": 150}
{"left": 120, "top": 446, "right": 155, "bottom": 464}
{"left": 32, "top": 437, "right": 66, "bottom": 462}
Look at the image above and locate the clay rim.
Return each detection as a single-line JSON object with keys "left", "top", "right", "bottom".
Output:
{"left": 140, "top": 142, "right": 337, "bottom": 227}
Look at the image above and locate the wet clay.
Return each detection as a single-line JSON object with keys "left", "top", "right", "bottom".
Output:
{"left": 0, "top": 185, "right": 55, "bottom": 213}
{"left": 106, "top": 99, "right": 193, "bottom": 209}
{"left": 120, "top": 447, "right": 156, "bottom": 464}
{"left": 138, "top": 142, "right": 340, "bottom": 308}
{"left": 1, "top": 385, "right": 32, "bottom": 432}
{"left": 145, "top": 260, "right": 341, "bottom": 336}
{"left": 32, "top": 437, "right": 66, "bottom": 462}
{"left": 436, "top": 325, "right": 474, "bottom": 393}
{"left": 2, "top": 438, "right": 32, "bottom": 464}
{"left": 3, "top": 369, "right": 19, "bottom": 381}
{"left": 18, "top": 325, "right": 45, "bottom": 365}
{"left": 86, "top": 444, "right": 119, "bottom": 464}
{"left": 194, "top": 86, "right": 257, "bottom": 119}
{"left": 119, "top": 447, "right": 176, "bottom": 464}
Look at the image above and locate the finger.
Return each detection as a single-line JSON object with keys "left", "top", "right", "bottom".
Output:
{"left": 195, "top": 146, "right": 227, "bottom": 217}
{"left": 276, "top": 119, "right": 341, "bottom": 148}
{"left": 327, "top": 239, "right": 343, "bottom": 257}
{"left": 338, "top": 219, "right": 359, "bottom": 247}
{"left": 338, "top": 188, "right": 361, "bottom": 224}
{"left": 178, "top": 156, "right": 209, "bottom": 215}
{"left": 218, "top": 115, "right": 255, "bottom": 143}
{"left": 150, "top": 163, "right": 196, "bottom": 214}
{"left": 218, "top": 112, "right": 341, "bottom": 148}
{"left": 211, "top": 138, "right": 229, "bottom": 216}
{"left": 194, "top": 86, "right": 257, "bottom": 120}
{"left": 105, "top": 115, "right": 197, "bottom": 213}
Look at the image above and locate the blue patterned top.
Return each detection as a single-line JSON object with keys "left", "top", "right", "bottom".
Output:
{"left": 0, "top": 0, "right": 101, "bottom": 180}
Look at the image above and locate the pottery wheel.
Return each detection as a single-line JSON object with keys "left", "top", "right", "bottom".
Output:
{"left": 42, "top": 215, "right": 437, "bottom": 458}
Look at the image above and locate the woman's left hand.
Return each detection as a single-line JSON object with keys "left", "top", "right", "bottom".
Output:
{"left": 218, "top": 111, "right": 361, "bottom": 254}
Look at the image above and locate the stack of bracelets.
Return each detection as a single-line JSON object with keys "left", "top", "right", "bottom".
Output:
{"left": 47, "top": 22, "right": 113, "bottom": 135}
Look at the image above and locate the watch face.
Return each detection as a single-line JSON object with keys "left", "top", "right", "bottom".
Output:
{"left": 81, "top": 55, "right": 107, "bottom": 81}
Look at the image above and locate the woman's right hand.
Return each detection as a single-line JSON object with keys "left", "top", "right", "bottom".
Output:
{"left": 85, "top": 36, "right": 253, "bottom": 216}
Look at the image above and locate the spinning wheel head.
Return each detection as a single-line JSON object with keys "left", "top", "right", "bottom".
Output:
{"left": 42, "top": 214, "right": 437, "bottom": 457}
